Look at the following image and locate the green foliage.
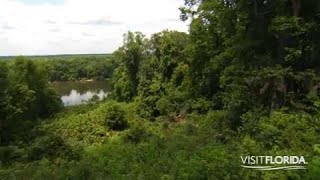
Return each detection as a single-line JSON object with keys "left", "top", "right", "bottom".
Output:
{"left": 1, "top": 0, "right": 320, "bottom": 178}
{"left": 0, "top": 146, "right": 24, "bottom": 165}
{"left": 112, "top": 32, "right": 148, "bottom": 100}
{"left": 111, "top": 30, "right": 191, "bottom": 118}
{"left": 41, "top": 103, "right": 111, "bottom": 146}
{"left": 111, "top": 66, "right": 133, "bottom": 102}
{"left": 124, "top": 120, "right": 151, "bottom": 144}
{"left": 1, "top": 102, "right": 320, "bottom": 179}
{"left": 44, "top": 54, "right": 117, "bottom": 82}
{"left": 237, "top": 111, "right": 320, "bottom": 179}
{"left": 0, "top": 57, "right": 62, "bottom": 145}
{"left": 308, "top": 145, "right": 320, "bottom": 179}
{"left": 257, "top": 112, "right": 319, "bottom": 151}
{"left": 28, "top": 134, "right": 79, "bottom": 161}
{"left": 156, "top": 96, "right": 171, "bottom": 115}
{"left": 105, "top": 102, "right": 128, "bottom": 131}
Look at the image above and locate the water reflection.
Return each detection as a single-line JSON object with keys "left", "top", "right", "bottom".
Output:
{"left": 61, "top": 89, "right": 109, "bottom": 106}
{"left": 50, "top": 80, "right": 111, "bottom": 106}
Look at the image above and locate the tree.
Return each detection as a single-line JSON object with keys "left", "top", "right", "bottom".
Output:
{"left": 113, "top": 32, "right": 148, "bottom": 100}
{"left": 105, "top": 102, "right": 128, "bottom": 131}
{"left": 0, "top": 57, "right": 62, "bottom": 145}
{"left": 180, "top": 0, "right": 320, "bottom": 127}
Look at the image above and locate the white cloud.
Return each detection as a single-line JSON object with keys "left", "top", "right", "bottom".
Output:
{"left": 0, "top": 0, "right": 188, "bottom": 56}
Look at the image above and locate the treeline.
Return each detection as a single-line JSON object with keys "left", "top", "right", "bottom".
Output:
{"left": 47, "top": 55, "right": 118, "bottom": 81}
{"left": 1, "top": 55, "right": 118, "bottom": 82}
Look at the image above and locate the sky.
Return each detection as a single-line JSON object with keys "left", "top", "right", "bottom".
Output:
{"left": 0, "top": 0, "right": 188, "bottom": 56}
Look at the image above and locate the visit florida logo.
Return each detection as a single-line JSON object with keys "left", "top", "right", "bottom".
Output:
{"left": 240, "top": 156, "right": 308, "bottom": 170}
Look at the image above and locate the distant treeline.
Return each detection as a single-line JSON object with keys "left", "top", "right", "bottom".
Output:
{"left": 0, "top": 54, "right": 118, "bottom": 82}
{"left": 46, "top": 56, "right": 118, "bottom": 81}
{"left": 0, "top": 54, "right": 112, "bottom": 61}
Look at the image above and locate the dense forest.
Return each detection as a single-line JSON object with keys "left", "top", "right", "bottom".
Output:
{"left": 1, "top": 54, "right": 117, "bottom": 82}
{"left": 1, "top": 0, "right": 320, "bottom": 179}
{"left": 46, "top": 55, "right": 117, "bottom": 81}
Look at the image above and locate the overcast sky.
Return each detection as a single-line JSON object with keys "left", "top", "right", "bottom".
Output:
{"left": 0, "top": 0, "right": 188, "bottom": 56}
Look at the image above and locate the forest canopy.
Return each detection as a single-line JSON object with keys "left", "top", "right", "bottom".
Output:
{"left": 1, "top": 0, "right": 320, "bottom": 179}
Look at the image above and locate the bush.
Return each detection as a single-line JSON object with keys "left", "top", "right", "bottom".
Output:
{"left": 124, "top": 121, "right": 151, "bottom": 143}
{"left": 156, "top": 97, "right": 171, "bottom": 115}
{"left": 308, "top": 155, "right": 320, "bottom": 179}
{"left": 28, "top": 134, "right": 79, "bottom": 161}
{"left": 105, "top": 102, "right": 128, "bottom": 131}
{"left": 0, "top": 146, "right": 23, "bottom": 165}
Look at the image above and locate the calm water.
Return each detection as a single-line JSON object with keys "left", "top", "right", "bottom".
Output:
{"left": 50, "top": 80, "right": 111, "bottom": 106}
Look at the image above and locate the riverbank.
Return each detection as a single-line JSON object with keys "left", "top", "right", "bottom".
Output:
{"left": 50, "top": 78, "right": 111, "bottom": 83}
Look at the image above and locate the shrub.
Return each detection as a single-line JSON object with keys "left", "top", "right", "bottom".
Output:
{"left": 308, "top": 154, "right": 320, "bottom": 179}
{"left": 0, "top": 146, "right": 23, "bottom": 165}
{"left": 105, "top": 102, "right": 128, "bottom": 131}
{"left": 156, "top": 97, "right": 171, "bottom": 115}
{"left": 124, "top": 121, "right": 151, "bottom": 143}
{"left": 28, "top": 134, "right": 79, "bottom": 161}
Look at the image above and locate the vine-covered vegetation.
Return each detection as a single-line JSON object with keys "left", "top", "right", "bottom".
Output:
{"left": 1, "top": 0, "right": 320, "bottom": 179}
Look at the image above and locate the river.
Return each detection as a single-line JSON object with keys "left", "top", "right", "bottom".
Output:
{"left": 50, "top": 80, "right": 111, "bottom": 106}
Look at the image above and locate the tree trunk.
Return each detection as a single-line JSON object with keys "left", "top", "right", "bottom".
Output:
{"left": 290, "top": 0, "right": 301, "bottom": 16}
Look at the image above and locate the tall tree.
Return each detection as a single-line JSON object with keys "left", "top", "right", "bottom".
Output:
{"left": 113, "top": 32, "right": 148, "bottom": 100}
